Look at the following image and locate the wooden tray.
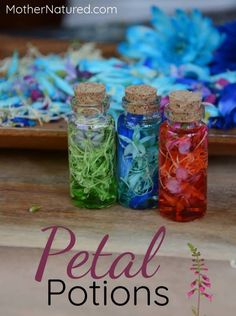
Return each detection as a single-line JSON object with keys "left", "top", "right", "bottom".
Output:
{"left": 0, "top": 34, "right": 236, "bottom": 155}
{"left": 1, "top": 121, "right": 236, "bottom": 155}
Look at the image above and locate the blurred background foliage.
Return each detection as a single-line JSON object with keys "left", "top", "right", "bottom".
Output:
{"left": 0, "top": 0, "right": 236, "bottom": 42}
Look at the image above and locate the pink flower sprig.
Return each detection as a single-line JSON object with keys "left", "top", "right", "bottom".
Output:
{"left": 187, "top": 243, "right": 213, "bottom": 316}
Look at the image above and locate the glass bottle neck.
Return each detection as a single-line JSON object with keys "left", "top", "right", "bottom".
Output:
{"left": 124, "top": 110, "right": 160, "bottom": 124}
{"left": 122, "top": 96, "right": 160, "bottom": 126}
{"left": 166, "top": 119, "right": 203, "bottom": 130}
{"left": 72, "top": 95, "right": 109, "bottom": 117}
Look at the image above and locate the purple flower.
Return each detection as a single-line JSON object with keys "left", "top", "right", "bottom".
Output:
{"left": 202, "top": 293, "right": 213, "bottom": 302}
{"left": 31, "top": 89, "right": 43, "bottom": 101}
{"left": 166, "top": 178, "right": 180, "bottom": 194}
{"left": 187, "top": 243, "right": 213, "bottom": 316}
{"left": 65, "top": 59, "right": 77, "bottom": 81}
{"left": 76, "top": 67, "right": 93, "bottom": 80}
{"left": 176, "top": 167, "right": 188, "bottom": 180}
{"left": 187, "top": 289, "right": 196, "bottom": 298}
{"left": 179, "top": 138, "right": 191, "bottom": 154}
{"left": 216, "top": 78, "right": 229, "bottom": 88}
{"left": 204, "top": 94, "right": 216, "bottom": 104}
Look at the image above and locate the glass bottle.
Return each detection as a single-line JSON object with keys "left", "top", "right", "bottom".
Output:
{"left": 159, "top": 90, "right": 208, "bottom": 222}
{"left": 68, "top": 83, "right": 116, "bottom": 208}
{"left": 117, "top": 85, "right": 161, "bottom": 209}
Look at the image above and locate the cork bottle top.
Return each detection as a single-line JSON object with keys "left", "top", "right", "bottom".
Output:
{"left": 73, "top": 83, "right": 107, "bottom": 115}
{"left": 75, "top": 82, "right": 106, "bottom": 105}
{"left": 124, "top": 85, "right": 159, "bottom": 115}
{"left": 167, "top": 90, "right": 203, "bottom": 122}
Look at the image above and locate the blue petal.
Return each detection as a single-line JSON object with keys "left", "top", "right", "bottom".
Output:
{"left": 218, "top": 83, "right": 236, "bottom": 116}
{"left": 7, "top": 51, "right": 19, "bottom": 77}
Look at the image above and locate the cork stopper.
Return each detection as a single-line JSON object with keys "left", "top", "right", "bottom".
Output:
{"left": 75, "top": 83, "right": 105, "bottom": 105}
{"left": 124, "top": 85, "right": 158, "bottom": 115}
{"left": 167, "top": 90, "right": 203, "bottom": 122}
{"left": 73, "top": 83, "right": 107, "bottom": 114}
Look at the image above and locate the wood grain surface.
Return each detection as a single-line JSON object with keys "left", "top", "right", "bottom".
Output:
{"left": 0, "top": 34, "right": 119, "bottom": 59}
{"left": 0, "top": 149, "right": 235, "bottom": 261}
{"left": 1, "top": 120, "right": 236, "bottom": 154}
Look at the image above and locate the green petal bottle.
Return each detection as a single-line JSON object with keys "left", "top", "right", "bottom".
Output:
{"left": 68, "top": 83, "right": 116, "bottom": 208}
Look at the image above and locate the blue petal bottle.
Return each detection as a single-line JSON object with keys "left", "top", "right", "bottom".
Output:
{"left": 117, "top": 85, "right": 161, "bottom": 209}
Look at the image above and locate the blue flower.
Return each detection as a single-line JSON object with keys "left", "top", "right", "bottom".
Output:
{"left": 211, "top": 20, "right": 236, "bottom": 74}
{"left": 118, "top": 7, "right": 223, "bottom": 74}
{"left": 218, "top": 83, "right": 236, "bottom": 128}
{"left": 208, "top": 83, "right": 236, "bottom": 129}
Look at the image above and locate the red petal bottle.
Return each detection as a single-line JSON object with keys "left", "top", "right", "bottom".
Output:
{"left": 159, "top": 90, "right": 208, "bottom": 222}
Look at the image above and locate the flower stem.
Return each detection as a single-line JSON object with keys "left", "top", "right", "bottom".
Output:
{"left": 197, "top": 253, "right": 201, "bottom": 316}
{"left": 197, "top": 283, "right": 201, "bottom": 316}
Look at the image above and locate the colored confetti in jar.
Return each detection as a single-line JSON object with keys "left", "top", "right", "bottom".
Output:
{"left": 159, "top": 90, "right": 208, "bottom": 221}
{"left": 117, "top": 85, "right": 161, "bottom": 209}
{"left": 68, "top": 83, "right": 117, "bottom": 208}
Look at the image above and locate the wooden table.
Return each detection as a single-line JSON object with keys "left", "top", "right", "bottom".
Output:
{"left": 0, "top": 149, "right": 235, "bottom": 261}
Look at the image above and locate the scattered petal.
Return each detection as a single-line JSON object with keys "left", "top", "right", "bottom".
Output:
{"left": 29, "top": 205, "right": 41, "bottom": 213}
